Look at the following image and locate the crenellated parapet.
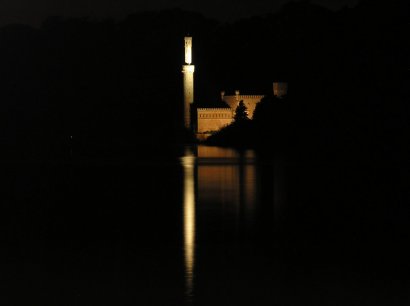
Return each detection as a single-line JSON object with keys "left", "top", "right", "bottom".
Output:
{"left": 197, "top": 108, "right": 232, "bottom": 112}
{"left": 221, "top": 94, "right": 265, "bottom": 118}
{"left": 233, "top": 95, "right": 264, "bottom": 99}
{"left": 197, "top": 108, "right": 233, "bottom": 119}
{"left": 197, "top": 108, "right": 233, "bottom": 111}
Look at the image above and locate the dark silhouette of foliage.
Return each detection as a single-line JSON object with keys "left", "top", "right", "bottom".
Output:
{"left": 205, "top": 119, "right": 254, "bottom": 148}
{"left": 233, "top": 100, "right": 250, "bottom": 123}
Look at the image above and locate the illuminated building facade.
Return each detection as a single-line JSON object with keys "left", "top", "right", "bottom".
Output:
{"left": 182, "top": 36, "right": 287, "bottom": 136}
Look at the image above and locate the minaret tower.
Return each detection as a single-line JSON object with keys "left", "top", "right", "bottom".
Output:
{"left": 182, "top": 36, "right": 195, "bottom": 129}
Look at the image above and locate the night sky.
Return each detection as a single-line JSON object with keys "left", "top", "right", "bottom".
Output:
{"left": 0, "top": 0, "right": 359, "bottom": 26}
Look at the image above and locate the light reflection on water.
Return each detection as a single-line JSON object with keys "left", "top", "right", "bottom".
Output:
{"left": 181, "top": 147, "right": 196, "bottom": 302}
{"left": 180, "top": 145, "right": 259, "bottom": 303}
{"left": 3, "top": 145, "right": 405, "bottom": 305}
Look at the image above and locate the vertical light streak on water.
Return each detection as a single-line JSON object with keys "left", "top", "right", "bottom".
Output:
{"left": 181, "top": 150, "right": 196, "bottom": 302}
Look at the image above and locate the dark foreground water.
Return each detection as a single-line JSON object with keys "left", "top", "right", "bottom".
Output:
{"left": 1, "top": 145, "right": 410, "bottom": 305}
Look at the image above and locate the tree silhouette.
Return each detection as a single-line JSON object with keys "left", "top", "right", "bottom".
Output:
{"left": 233, "top": 100, "right": 250, "bottom": 123}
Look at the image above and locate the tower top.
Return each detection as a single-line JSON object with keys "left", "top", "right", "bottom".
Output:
{"left": 184, "top": 36, "right": 192, "bottom": 65}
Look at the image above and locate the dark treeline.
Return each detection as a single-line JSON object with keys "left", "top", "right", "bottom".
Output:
{"left": 208, "top": 0, "right": 409, "bottom": 165}
{"left": 205, "top": 0, "right": 410, "bottom": 260}
{"left": 0, "top": 0, "right": 408, "bottom": 161}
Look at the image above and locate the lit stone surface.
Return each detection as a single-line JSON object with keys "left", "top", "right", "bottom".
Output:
{"left": 182, "top": 36, "right": 195, "bottom": 129}
{"left": 184, "top": 37, "right": 192, "bottom": 65}
{"left": 195, "top": 94, "right": 264, "bottom": 135}
{"left": 222, "top": 94, "right": 264, "bottom": 119}
{"left": 196, "top": 108, "right": 233, "bottom": 133}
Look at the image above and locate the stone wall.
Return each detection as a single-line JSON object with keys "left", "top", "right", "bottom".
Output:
{"left": 222, "top": 94, "right": 264, "bottom": 119}
{"left": 197, "top": 108, "right": 233, "bottom": 133}
{"left": 182, "top": 64, "right": 195, "bottom": 128}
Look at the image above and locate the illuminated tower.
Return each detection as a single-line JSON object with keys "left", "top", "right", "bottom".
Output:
{"left": 182, "top": 37, "right": 195, "bottom": 129}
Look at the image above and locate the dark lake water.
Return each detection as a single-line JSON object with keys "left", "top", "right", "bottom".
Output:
{"left": 1, "top": 145, "right": 410, "bottom": 305}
